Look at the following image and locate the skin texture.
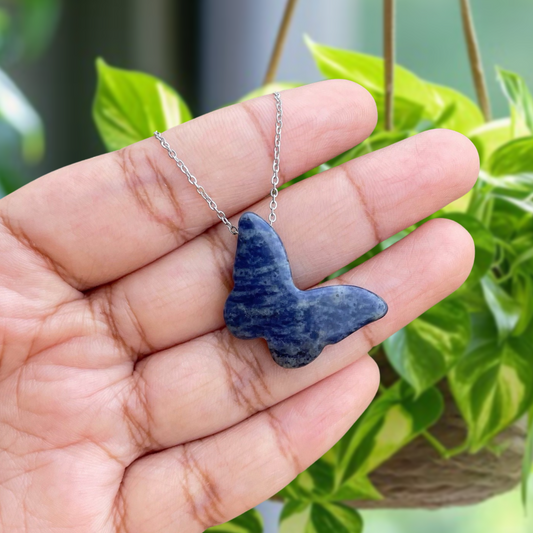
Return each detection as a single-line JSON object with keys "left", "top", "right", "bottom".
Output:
{"left": 0, "top": 80, "right": 479, "bottom": 533}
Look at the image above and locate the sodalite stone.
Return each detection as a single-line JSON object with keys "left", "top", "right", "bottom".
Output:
{"left": 224, "top": 213, "right": 388, "bottom": 369}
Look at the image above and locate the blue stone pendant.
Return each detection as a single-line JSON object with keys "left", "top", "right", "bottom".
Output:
{"left": 224, "top": 213, "right": 388, "bottom": 369}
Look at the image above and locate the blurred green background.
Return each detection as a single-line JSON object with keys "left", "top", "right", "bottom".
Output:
{"left": 2, "top": 1, "right": 533, "bottom": 532}
{"left": 363, "top": 483, "right": 533, "bottom": 533}
{"left": 4, "top": 0, "right": 533, "bottom": 177}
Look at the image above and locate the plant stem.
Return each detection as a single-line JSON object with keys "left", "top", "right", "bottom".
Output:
{"left": 422, "top": 431, "right": 469, "bottom": 459}
{"left": 459, "top": 0, "right": 491, "bottom": 121}
{"left": 383, "top": 0, "right": 395, "bottom": 131}
{"left": 422, "top": 431, "right": 450, "bottom": 457}
{"left": 263, "top": 0, "right": 300, "bottom": 86}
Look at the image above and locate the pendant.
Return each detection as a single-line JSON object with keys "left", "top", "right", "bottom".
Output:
{"left": 224, "top": 213, "right": 388, "bottom": 369}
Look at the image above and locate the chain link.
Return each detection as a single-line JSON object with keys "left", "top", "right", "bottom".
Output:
{"left": 153, "top": 92, "right": 283, "bottom": 236}
{"left": 153, "top": 130, "right": 239, "bottom": 235}
{"left": 269, "top": 92, "right": 283, "bottom": 226}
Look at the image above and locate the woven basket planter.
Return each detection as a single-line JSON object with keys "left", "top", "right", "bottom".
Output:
{"left": 349, "top": 354, "right": 526, "bottom": 509}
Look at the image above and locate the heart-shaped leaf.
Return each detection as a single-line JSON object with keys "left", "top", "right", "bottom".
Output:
{"left": 93, "top": 58, "right": 192, "bottom": 152}
{"left": 450, "top": 312, "right": 533, "bottom": 451}
{"left": 305, "top": 36, "right": 482, "bottom": 134}
{"left": 384, "top": 299, "right": 471, "bottom": 395}
{"left": 305, "top": 36, "right": 426, "bottom": 131}
{"left": 335, "top": 381, "right": 443, "bottom": 485}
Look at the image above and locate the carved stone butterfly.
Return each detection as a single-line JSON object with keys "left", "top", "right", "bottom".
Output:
{"left": 224, "top": 212, "right": 388, "bottom": 369}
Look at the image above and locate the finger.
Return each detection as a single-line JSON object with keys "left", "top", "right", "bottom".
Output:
{"left": 1, "top": 80, "right": 376, "bottom": 290}
{"left": 117, "top": 355, "right": 379, "bottom": 533}
{"left": 121, "top": 218, "right": 474, "bottom": 455}
{"left": 93, "top": 129, "right": 479, "bottom": 358}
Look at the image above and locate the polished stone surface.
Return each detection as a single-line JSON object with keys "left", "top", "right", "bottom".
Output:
{"left": 224, "top": 213, "right": 388, "bottom": 368}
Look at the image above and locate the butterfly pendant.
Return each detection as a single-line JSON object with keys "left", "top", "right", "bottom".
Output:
{"left": 224, "top": 213, "right": 388, "bottom": 369}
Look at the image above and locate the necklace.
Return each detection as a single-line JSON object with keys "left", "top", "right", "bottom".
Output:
{"left": 154, "top": 93, "right": 387, "bottom": 369}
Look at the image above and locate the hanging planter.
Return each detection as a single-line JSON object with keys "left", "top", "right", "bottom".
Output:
{"left": 352, "top": 408, "right": 526, "bottom": 510}
{"left": 350, "top": 357, "right": 527, "bottom": 509}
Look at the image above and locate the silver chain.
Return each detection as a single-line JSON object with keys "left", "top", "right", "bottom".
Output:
{"left": 153, "top": 131, "right": 239, "bottom": 235}
{"left": 269, "top": 92, "right": 283, "bottom": 226}
{"left": 154, "top": 92, "right": 283, "bottom": 236}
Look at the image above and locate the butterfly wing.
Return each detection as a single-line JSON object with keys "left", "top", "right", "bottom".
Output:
{"left": 266, "top": 285, "right": 387, "bottom": 368}
{"left": 224, "top": 212, "right": 388, "bottom": 368}
{"left": 224, "top": 212, "right": 294, "bottom": 340}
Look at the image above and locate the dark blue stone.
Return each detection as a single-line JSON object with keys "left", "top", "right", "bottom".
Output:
{"left": 224, "top": 212, "right": 388, "bottom": 369}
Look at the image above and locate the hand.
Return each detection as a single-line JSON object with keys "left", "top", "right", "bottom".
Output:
{"left": 0, "top": 81, "right": 478, "bottom": 532}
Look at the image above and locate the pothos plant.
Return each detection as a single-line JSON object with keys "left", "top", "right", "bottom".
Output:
{"left": 92, "top": 37, "right": 533, "bottom": 533}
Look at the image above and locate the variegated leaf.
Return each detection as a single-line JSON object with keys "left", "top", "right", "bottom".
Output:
{"left": 450, "top": 312, "right": 533, "bottom": 451}
{"left": 335, "top": 381, "right": 443, "bottom": 485}
{"left": 93, "top": 58, "right": 192, "bottom": 152}
{"left": 384, "top": 298, "right": 471, "bottom": 395}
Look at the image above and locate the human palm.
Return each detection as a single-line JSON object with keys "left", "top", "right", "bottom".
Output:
{"left": 0, "top": 81, "right": 478, "bottom": 532}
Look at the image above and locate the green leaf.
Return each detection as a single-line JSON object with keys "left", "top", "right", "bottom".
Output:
{"left": 280, "top": 456, "right": 382, "bottom": 503}
{"left": 442, "top": 190, "right": 476, "bottom": 214}
{"left": 93, "top": 58, "right": 192, "bottom": 152}
{"left": 279, "top": 502, "right": 311, "bottom": 533}
{"left": 305, "top": 36, "right": 482, "bottom": 134}
{"left": 384, "top": 299, "right": 471, "bottom": 395}
{"left": 280, "top": 500, "right": 308, "bottom": 520}
{"left": 425, "top": 83, "right": 484, "bottom": 134}
{"left": 0, "top": 67, "right": 44, "bottom": 162}
{"left": 512, "top": 274, "right": 533, "bottom": 336}
{"left": 310, "top": 503, "right": 362, "bottom": 533}
{"left": 450, "top": 312, "right": 533, "bottom": 451}
{"left": 496, "top": 67, "right": 533, "bottom": 133}
{"left": 484, "top": 182, "right": 533, "bottom": 238}
{"left": 280, "top": 502, "right": 362, "bottom": 533}
{"left": 238, "top": 82, "right": 302, "bottom": 102}
{"left": 335, "top": 381, "right": 443, "bottom": 485}
{"left": 305, "top": 36, "right": 426, "bottom": 131}
{"left": 479, "top": 171, "right": 533, "bottom": 193}
{"left": 442, "top": 213, "right": 495, "bottom": 289}
{"left": 206, "top": 509, "right": 263, "bottom": 533}
{"left": 493, "top": 194, "right": 533, "bottom": 216}
{"left": 469, "top": 119, "right": 515, "bottom": 166}
{"left": 328, "top": 475, "right": 382, "bottom": 502}
{"left": 280, "top": 458, "right": 335, "bottom": 500}
{"left": 305, "top": 36, "right": 426, "bottom": 102}
{"left": 379, "top": 97, "right": 424, "bottom": 131}
{"left": 481, "top": 274, "right": 521, "bottom": 342}
{"left": 488, "top": 136, "right": 533, "bottom": 177}
{"left": 522, "top": 408, "right": 533, "bottom": 507}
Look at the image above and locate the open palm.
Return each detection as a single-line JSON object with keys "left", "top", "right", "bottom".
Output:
{"left": 0, "top": 81, "right": 478, "bottom": 532}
